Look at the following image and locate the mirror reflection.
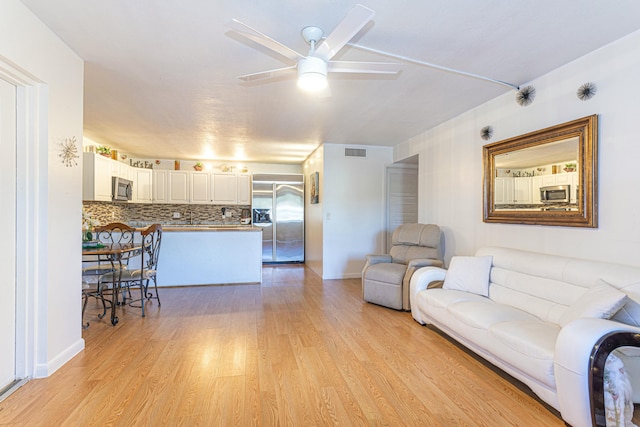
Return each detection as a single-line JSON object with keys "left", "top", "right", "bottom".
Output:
{"left": 483, "top": 115, "right": 598, "bottom": 227}
{"left": 494, "top": 137, "right": 579, "bottom": 211}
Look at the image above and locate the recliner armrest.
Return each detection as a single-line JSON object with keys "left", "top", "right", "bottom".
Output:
{"left": 406, "top": 258, "right": 444, "bottom": 270}
{"left": 365, "top": 254, "right": 392, "bottom": 265}
{"left": 555, "top": 318, "right": 640, "bottom": 427}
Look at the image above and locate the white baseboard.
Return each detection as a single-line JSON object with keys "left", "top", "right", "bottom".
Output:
{"left": 34, "top": 338, "right": 85, "bottom": 378}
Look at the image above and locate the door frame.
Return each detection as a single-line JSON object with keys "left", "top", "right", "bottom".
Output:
{"left": 0, "top": 73, "right": 17, "bottom": 396}
{"left": 0, "top": 59, "right": 47, "bottom": 385}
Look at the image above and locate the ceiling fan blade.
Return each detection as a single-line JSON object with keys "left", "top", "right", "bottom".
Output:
{"left": 314, "top": 4, "right": 375, "bottom": 61}
{"left": 226, "top": 19, "right": 303, "bottom": 63}
{"left": 328, "top": 61, "right": 401, "bottom": 74}
{"left": 237, "top": 65, "right": 296, "bottom": 82}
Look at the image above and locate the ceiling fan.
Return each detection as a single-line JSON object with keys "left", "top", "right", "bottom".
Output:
{"left": 226, "top": 4, "right": 401, "bottom": 94}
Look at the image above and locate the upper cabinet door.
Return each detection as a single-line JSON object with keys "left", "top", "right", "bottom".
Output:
{"left": 168, "top": 170, "right": 190, "bottom": 203}
{"left": 212, "top": 173, "right": 237, "bottom": 204}
{"left": 153, "top": 170, "right": 168, "bottom": 203}
{"left": 237, "top": 173, "right": 251, "bottom": 205}
{"left": 82, "top": 152, "right": 112, "bottom": 201}
{"left": 190, "top": 172, "right": 211, "bottom": 204}
{"left": 133, "top": 168, "right": 153, "bottom": 203}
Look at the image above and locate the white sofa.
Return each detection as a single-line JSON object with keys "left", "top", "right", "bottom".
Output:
{"left": 410, "top": 246, "right": 640, "bottom": 427}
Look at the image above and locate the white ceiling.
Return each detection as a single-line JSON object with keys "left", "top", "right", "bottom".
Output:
{"left": 20, "top": 1, "right": 640, "bottom": 164}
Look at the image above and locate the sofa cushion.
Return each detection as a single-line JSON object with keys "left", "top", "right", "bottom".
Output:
{"left": 489, "top": 320, "right": 560, "bottom": 388}
{"left": 447, "top": 300, "right": 539, "bottom": 330}
{"left": 443, "top": 256, "right": 492, "bottom": 296}
{"left": 490, "top": 320, "right": 560, "bottom": 361}
{"left": 558, "top": 280, "right": 628, "bottom": 327}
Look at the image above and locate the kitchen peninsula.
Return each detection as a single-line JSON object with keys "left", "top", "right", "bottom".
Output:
{"left": 157, "top": 225, "right": 262, "bottom": 286}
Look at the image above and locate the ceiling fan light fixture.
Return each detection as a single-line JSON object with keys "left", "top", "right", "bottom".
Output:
{"left": 297, "top": 56, "right": 328, "bottom": 92}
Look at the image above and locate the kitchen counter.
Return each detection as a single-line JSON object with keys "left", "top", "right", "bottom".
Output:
{"left": 161, "top": 224, "right": 259, "bottom": 232}
{"left": 495, "top": 203, "right": 578, "bottom": 211}
{"left": 156, "top": 226, "right": 262, "bottom": 286}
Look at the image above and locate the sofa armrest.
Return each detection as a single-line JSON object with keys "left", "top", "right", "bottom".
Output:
{"left": 402, "top": 259, "right": 445, "bottom": 310}
{"left": 555, "top": 318, "right": 640, "bottom": 427}
{"left": 409, "top": 266, "right": 447, "bottom": 324}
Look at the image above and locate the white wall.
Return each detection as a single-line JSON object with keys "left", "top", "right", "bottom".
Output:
{"left": 395, "top": 30, "right": 640, "bottom": 267}
{"left": 305, "top": 144, "right": 393, "bottom": 279}
{"left": 1, "top": 0, "right": 84, "bottom": 377}
{"left": 303, "top": 146, "right": 324, "bottom": 276}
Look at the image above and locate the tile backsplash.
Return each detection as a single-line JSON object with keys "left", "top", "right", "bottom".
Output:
{"left": 83, "top": 201, "right": 251, "bottom": 227}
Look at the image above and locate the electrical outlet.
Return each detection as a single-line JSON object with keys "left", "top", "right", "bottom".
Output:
{"left": 172, "top": 212, "right": 181, "bottom": 219}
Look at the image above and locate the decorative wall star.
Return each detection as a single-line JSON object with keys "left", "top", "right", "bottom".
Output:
{"left": 516, "top": 86, "right": 536, "bottom": 106}
{"left": 577, "top": 82, "right": 597, "bottom": 101}
{"left": 58, "top": 136, "right": 79, "bottom": 167}
{"left": 481, "top": 126, "right": 494, "bottom": 141}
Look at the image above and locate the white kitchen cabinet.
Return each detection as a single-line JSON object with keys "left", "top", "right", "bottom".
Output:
{"left": 532, "top": 176, "right": 543, "bottom": 203}
{"left": 167, "top": 170, "right": 190, "bottom": 203}
{"left": 554, "top": 172, "right": 577, "bottom": 186}
{"left": 82, "top": 152, "right": 113, "bottom": 201}
{"left": 153, "top": 170, "right": 168, "bottom": 203}
{"left": 212, "top": 173, "right": 237, "bottom": 204}
{"left": 533, "top": 172, "right": 578, "bottom": 203}
{"left": 110, "top": 159, "right": 133, "bottom": 180}
{"left": 132, "top": 168, "right": 153, "bottom": 203}
{"left": 237, "top": 173, "right": 251, "bottom": 205}
{"left": 494, "top": 177, "right": 514, "bottom": 204}
{"left": 190, "top": 171, "right": 211, "bottom": 204}
{"left": 567, "top": 172, "right": 579, "bottom": 203}
{"left": 513, "top": 177, "right": 532, "bottom": 203}
{"left": 541, "top": 175, "right": 557, "bottom": 186}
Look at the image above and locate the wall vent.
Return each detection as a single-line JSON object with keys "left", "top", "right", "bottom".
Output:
{"left": 344, "top": 148, "right": 367, "bottom": 158}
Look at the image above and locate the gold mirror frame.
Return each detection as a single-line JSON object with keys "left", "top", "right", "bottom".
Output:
{"left": 483, "top": 115, "right": 598, "bottom": 227}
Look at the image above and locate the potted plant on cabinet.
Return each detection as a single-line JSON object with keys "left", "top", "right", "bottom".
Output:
{"left": 96, "top": 145, "right": 112, "bottom": 157}
{"left": 193, "top": 161, "right": 204, "bottom": 171}
{"left": 564, "top": 163, "right": 577, "bottom": 173}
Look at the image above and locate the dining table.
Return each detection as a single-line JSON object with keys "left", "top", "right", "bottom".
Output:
{"left": 82, "top": 242, "right": 144, "bottom": 326}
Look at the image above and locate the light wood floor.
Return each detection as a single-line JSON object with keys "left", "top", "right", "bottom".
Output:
{"left": 0, "top": 264, "right": 589, "bottom": 426}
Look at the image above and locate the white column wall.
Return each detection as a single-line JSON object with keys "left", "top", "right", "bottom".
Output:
{"left": 395, "top": 30, "right": 640, "bottom": 267}
{"left": 303, "top": 146, "right": 324, "bottom": 277}
{"left": 318, "top": 144, "right": 393, "bottom": 280}
{"left": 1, "top": 0, "right": 84, "bottom": 377}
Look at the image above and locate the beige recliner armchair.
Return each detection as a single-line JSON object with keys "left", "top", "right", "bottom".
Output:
{"left": 362, "top": 223, "right": 443, "bottom": 310}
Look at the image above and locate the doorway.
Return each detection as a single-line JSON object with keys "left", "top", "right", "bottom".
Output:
{"left": 385, "top": 156, "right": 419, "bottom": 251}
{"left": 0, "top": 77, "right": 17, "bottom": 395}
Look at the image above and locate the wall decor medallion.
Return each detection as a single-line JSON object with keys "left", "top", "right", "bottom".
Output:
{"left": 480, "top": 126, "right": 494, "bottom": 141}
{"left": 577, "top": 82, "right": 597, "bottom": 101}
{"left": 58, "top": 136, "right": 79, "bottom": 167}
{"left": 515, "top": 85, "right": 536, "bottom": 106}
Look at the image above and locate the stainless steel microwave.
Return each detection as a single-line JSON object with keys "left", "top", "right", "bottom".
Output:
{"left": 112, "top": 177, "right": 133, "bottom": 202}
{"left": 540, "top": 185, "right": 570, "bottom": 204}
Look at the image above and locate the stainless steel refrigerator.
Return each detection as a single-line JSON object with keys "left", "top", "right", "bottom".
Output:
{"left": 252, "top": 174, "right": 304, "bottom": 263}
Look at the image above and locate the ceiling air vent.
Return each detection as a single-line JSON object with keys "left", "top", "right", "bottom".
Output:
{"left": 344, "top": 148, "right": 367, "bottom": 158}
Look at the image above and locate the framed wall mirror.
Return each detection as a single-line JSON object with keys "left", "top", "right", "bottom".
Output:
{"left": 483, "top": 115, "right": 598, "bottom": 227}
